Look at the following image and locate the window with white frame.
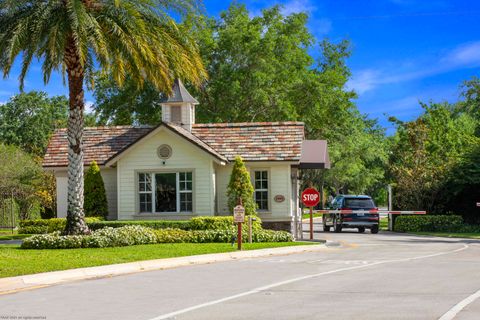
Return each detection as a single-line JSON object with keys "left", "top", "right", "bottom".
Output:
{"left": 138, "top": 172, "right": 193, "bottom": 213}
{"left": 139, "top": 173, "right": 153, "bottom": 212}
{"left": 254, "top": 170, "right": 269, "bottom": 211}
{"left": 179, "top": 172, "right": 193, "bottom": 212}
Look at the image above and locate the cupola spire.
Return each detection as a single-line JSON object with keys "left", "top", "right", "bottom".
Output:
{"left": 160, "top": 79, "right": 199, "bottom": 131}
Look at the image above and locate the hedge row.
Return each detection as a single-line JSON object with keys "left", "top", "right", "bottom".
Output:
{"left": 21, "top": 226, "right": 293, "bottom": 249}
{"left": 18, "top": 217, "right": 103, "bottom": 234}
{"left": 19, "top": 216, "right": 262, "bottom": 234}
{"left": 394, "top": 215, "right": 464, "bottom": 233}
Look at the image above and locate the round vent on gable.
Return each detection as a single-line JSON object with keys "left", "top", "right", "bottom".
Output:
{"left": 157, "top": 144, "right": 172, "bottom": 160}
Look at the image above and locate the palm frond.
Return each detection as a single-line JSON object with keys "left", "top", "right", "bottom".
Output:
{"left": 0, "top": 0, "right": 207, "bottom": 92}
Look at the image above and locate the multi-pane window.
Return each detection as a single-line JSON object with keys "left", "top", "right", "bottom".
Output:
{"left": 139, "top": 173, "right": 152, "bottom": 212}
{"left": 179, "top": 172, "right": 193, "bottom": 212}
{"left": 254, "top": 171, "right": 269, "bottom": 211}
{"left": 138, "top": 172, "right": 193, "bottom": 213}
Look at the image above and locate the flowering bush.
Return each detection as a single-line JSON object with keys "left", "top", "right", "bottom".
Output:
{"left": 21, "top": 225, "right": 157, "bottom": 249}
{"left": 21, "top": 226, "right": 293, "bottom": 249}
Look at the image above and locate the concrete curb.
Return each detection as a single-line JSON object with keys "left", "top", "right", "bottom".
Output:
{"left": 0, "top": 242, "right": 327, "bottom": 295}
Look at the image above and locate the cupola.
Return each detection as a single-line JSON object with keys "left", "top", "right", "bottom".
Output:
{"left": 160, "top": 79, "right": 199, "bottom": 132}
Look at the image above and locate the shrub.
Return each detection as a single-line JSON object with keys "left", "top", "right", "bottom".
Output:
{"left": 154, "top": 229, "right": 194, "bottom": 243}
{"left": 19, "top": 217, "right": 103, "bottom": 234}
{"left": 22, "top": 225, "right": 157, "bottom": 249}
{"left": 155, "top": 228, "right": 293, "bottom": 244}
{"left": 21, "top": 227, "right": 293, "bottom": 249}
{"left": 227, "top": 156, "right": 257, "bottom": 216}
{"left": 394, "top": 215, "right": 464, "bottom": 233}
{"left": 87, "top": 220, "right": 191, "bottom": 231}
{"left": 84, "top": 161, "right": 108, "bottom": 218}
{"left": 19, "top": 216, "right": 263, "bottom": 234}
{"left": 189, "top": 216, "right": 262, "bottom": 232}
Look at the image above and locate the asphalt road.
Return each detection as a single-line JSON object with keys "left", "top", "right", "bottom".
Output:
{"left": 2, "top": 225, "right": 480, "bottom": 320}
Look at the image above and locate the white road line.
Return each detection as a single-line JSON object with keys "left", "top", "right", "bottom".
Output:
{"left": 148, "top": 244, "right": 468, "bottom": 320}
{"left": 438, "top": 288, "right": 480, "bottom": 320}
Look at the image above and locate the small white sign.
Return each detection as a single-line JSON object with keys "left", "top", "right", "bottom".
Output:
{"left": 477, "top": 202, "right": 480, "bottom": 207}
{"left": 233, "top": 205, "right": 245, "bottom": 223}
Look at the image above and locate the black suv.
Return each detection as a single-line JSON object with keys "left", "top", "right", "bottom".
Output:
{"left": 323, "top": 195, "right": 379, "bottom": 234}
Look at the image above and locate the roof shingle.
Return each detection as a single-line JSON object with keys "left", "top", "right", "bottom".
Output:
{"left": 43, "top": 121, "right": 304, "bottom": 167}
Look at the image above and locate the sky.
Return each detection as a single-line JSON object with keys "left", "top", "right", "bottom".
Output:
{"left": 1, "top": 0, "right": 479, "bottom": 132}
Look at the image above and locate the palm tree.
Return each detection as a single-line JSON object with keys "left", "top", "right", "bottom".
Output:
{"left": 0, "top": 0, "right": 206, "bottom": 234}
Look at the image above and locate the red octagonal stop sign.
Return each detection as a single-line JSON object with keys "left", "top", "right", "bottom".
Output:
{"left": 301, "top": 187, "right": 320, "bottom": 207}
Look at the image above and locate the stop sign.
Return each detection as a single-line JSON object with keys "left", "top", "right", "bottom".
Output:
{"left": 301, "top": 187, "right": 320, "bottom": 207}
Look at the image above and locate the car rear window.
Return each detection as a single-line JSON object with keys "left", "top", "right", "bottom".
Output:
{"left": 344, "top": 198, "right": 375, "bottom": 209}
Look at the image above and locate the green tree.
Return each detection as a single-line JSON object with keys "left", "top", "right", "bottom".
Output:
{"left": 0, "top": 144, "right": 43, "bottom": 220}
{"left": 92, "top": 73, "right": 162, "bottom": 125}
{"left": 388, "top": 102, "right": 479, "bottom": 212}
{"left": 0, "top": 92, "right": 68, "bottom": 156}
{"left": 89, "top": 3, "right": 388, "bottom": 196}
{"left": 84, "top": 161, "right": 108, "bottom": 218}
{"left": 227, "top": 156, "right": 257, "bottom": 217}
{"left": 0, "top": 0, "right": 206, "bottom": 234}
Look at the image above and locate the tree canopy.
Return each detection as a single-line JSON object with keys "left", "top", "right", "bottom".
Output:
{"left": 91, "top": 4, "right": 387, "bottom": 198}
{"left": 0, "top": 92, "right": 68, "bottom": 156}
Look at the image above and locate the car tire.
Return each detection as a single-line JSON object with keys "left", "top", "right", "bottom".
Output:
{"left": 371, "top": 225, "right": 379, "bottom": 234}
{"left": 323, "top": 224, "right": 330, "bottom": 232}
{"left": 334, "top": 217, "right": 342, "bottom": 233}
{"left": 358, "top": 227, "right": 365, "bottom": 233}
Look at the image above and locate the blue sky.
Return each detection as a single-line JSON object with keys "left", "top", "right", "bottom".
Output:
{"left": 1, "top": 0, "right": 479, "bottom": 131}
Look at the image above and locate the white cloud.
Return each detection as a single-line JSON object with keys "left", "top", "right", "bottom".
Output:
{"left": 346, "top": 69, "right": 382, "bottom": 94}
{"left": 442, "top": 41, "right": 480, "bottom": 67}
{"left": 348, "top": 41, "right": 480, "bottom": 95}
{"left": 280, "top": 0, "right": 317, "bottom": 15}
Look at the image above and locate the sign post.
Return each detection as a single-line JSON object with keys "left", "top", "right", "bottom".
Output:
{"left": 301, "top": 187, "right": 320, "bottom": 240}
{"left": 233, "top": 203, "right": 245, "bottom": 250}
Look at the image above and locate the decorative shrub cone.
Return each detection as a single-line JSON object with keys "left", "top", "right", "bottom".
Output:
{"left": 84, "top": 161, "right": 108, "bottom": 218}
{"left": 227, "top": 156, "right": 258, "bottom": 216}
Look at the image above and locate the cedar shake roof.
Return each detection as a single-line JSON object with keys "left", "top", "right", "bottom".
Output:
{"left": 43, "top": 126, "right": 152, "bottom": 168}
{"left": 43, "top": 121, "right": 304, "bottom": 167}
{"left": 191, "top": 122, "right": 304, "bottom": 161}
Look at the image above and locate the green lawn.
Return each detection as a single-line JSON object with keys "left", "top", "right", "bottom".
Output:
{"left": 0, "top": 234, "right": 30, "bottom": 240}
{"left": 0, "top": 242, "right": 315, "bottom": 278}
{"left": 0, "top": 229, "right": 31, "bottom": 240}
{"left": 412, "top": 232, "right": 480, "bottom": 239}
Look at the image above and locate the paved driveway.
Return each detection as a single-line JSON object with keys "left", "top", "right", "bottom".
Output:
{"left": 1, "top": 228, "right": 480, "bottom": 320}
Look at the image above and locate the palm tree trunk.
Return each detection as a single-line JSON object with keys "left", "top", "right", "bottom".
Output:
{"left": 64, "top": 37, "right": 89, "bottom": 235}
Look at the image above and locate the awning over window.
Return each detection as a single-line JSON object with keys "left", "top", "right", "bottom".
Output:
{"left": 298, "top": 140, "right": 331, "bottom": 169}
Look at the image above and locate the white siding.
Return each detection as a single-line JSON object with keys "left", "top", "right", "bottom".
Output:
{"left": 56, "top": 171, "right": 68, "bottom": 218}
{"left": 116, "top": 127, "right": 217, "bottom": 220}
{"left": 101, "top": 167, "right": 117, "bottom": 220}
{"left": 54, "top": 167, "right": 117, "bottom": 219}
{"left": 215, "top": 162, "right": 294, "bottom": 222}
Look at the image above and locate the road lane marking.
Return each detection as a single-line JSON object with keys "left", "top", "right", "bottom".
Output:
{"left": 438, "top": 288, "right": 480, "bottom": 320}
{"left": 148, "top": 244, "right": 468, "bottom": 320}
